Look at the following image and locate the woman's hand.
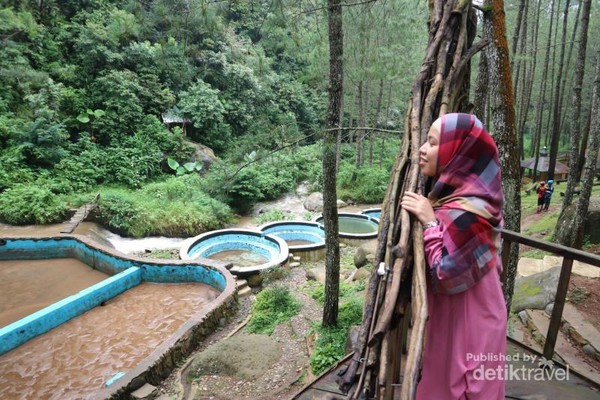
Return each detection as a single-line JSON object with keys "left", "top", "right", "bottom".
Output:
{"left": 400, "top": 191, "right": 436, "bottom": 225}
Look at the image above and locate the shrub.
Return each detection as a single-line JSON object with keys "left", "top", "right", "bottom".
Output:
{"left": 90, "top": 191, "right": 147, "bottom": 237}
{"left": 309, "top": 298, "right": 363, "bottom": 375}
{"left": 0, "top": 185, "right": 69, "bottom": 224}
{"left": 254, "top": 209, "right": 293, "bottom": 225}
{"left": 246, "top": 285, "right": 300, "bottom": 335}
{"left": 89, "top": 176, "right": 234, "bottom": 237}
{"left": 337, "top": 163, "right": 390, "bottom": 203}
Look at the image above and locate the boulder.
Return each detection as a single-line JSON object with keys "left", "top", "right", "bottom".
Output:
{"left": 354, "top": 239, "right": 378, "bottom": 268}
{"left": 186, "top": 141, "right": 218, "bottom": 171}
{"left": 555, "top": 198, "right": 600, "bottom": 245}
{"left": 336, "top": 199, "right": 348, "bottom": 209}
{"left": 306, "top": 266, "right": 327, "bottom": 284}
{"left": 511, "top": 266, "right": 561, "bottom": 313}
{"left": 304, "top": 192, "right": 323, "bottom": 212}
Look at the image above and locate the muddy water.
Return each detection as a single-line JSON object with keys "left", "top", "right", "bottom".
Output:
{"left": 210, "top": 249, "right": 269, "bottom": 266}
{"left": 0, "top": 258, "right": 110, "bottom": 328}
{"left": 0, "top": 282, "right": 220, "bottom": 400}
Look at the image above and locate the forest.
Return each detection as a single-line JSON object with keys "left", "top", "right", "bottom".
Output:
{"left": 1, "top": 0, "right": 599, "bottom": 242}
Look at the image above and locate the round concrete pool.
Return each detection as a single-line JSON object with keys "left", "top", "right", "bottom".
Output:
{"left": 180, "top": 228, "right": 289, "bottom": 276}
{"left": 361, "top": 207, "right": 382, "bottom": 220}
{"left": 313, "top": 212, "right": 379, "bottom": 244}
{"left": 259, "top": 221, "right": 325, "bottom": 261}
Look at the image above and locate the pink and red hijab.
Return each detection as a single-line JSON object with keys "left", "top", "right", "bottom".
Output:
{"left": 428, "top": 113, "right": 504, "bottom": 295}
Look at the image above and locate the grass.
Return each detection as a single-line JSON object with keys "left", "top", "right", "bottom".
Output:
{"left": 245, "top": 285, "right": 301, "bottom": 335}
{"left": 520, "top": 183, "right": 600, "bottom": 236}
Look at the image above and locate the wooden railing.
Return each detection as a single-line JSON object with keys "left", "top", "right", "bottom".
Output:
{"left": 500, "top": 229, "right": 600, "bottom": 361}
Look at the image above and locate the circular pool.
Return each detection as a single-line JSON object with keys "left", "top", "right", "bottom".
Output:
{"left": 313, "top": 212, "right": 379, "bottom": 244}
{"left": 361, "top": 207, "right": 382, "bottom": 221}
{"left": 180, "top": 229, "right": 289, "bottom": 276}
{"left": 260, "top": 221, "right": 325, "bottom": 261}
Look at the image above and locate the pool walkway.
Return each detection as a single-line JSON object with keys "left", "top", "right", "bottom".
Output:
{"left": 291, "top": 338, "right": 600, "bottom": 400}
{"left": 60, "top": 196, "right": 98, "bottom": 234}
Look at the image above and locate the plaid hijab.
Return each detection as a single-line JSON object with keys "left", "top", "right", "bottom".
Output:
{"left": 428, "top": 113, "right": 504, "bottom": 295}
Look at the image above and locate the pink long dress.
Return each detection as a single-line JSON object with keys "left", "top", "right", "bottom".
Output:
{"left": 415, "top": 225, "right": 507, "bottom": 400}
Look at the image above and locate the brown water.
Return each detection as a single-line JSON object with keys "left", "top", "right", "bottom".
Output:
{"left": 0, "top": 258, "right": 110, "bottom": 328}
{"left": 0, "top": 282, "right": 220, "bottom": 400}
{"left": 210, "top": 249, "right": 269, "bottom": 267}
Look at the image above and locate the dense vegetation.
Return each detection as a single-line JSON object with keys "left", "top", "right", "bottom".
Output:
{"left": 0, "top": 1, "right": 414, "bottom": 234}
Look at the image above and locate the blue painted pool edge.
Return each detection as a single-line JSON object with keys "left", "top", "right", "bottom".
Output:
{"left": 0, "top": 235, "right": 233, "bottom": 357}
{"left": 0, "top": 267, "right": 141, "bottom": 356}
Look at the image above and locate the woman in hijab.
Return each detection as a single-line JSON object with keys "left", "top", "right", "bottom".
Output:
{"left": 401, "top": 113, "right": 506, "bottom": 399}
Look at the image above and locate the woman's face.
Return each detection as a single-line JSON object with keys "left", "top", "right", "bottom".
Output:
{"left": 419, "top": 121, "right": 441, "bottom": 177}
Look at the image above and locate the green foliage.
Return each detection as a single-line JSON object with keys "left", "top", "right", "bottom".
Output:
{"left": 255, "top": 209, "right": 293, "bottom": 225}
{"left": 568, "top": 286, "right": 591, "bottom": 304}
{"left": 337, "top": 163, "right": 391, "bottom": 203}
{"left": 166, "top": 157, "right": 202, "bottom": 175}
{"left": 89, "top": 176, "right": 233, "bottom": 237}
{"left": 309, "top": 281, "right": 365, "bottom": 305}
{"left": 90, "top": 191, "right": 145, "bottom": 236}
{"left": 246, "top": 285, "right": 301, "bottom": 335}
{"left": 178, "top": 79, "right": 231, "bottom": 152}
{"left": 260, "top": 267, "right": 292, "bottom": 286}
{"left": 309, "top": 298, "right": 363, "bottom": 375}
{"left": 0, "top": 185, "right": 69, "bottom": 224}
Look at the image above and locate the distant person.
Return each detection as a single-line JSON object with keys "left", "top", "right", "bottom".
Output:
{"left": 401, "top": 113, "right": 505, "bottom": 400}
{"left": 543, "top": 179, "right": 554, "bottom": 211}
{"left": 536, "top": 181, "right": 546, "bottom": 213}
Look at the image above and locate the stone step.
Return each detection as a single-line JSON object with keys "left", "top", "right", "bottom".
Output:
{"left": 236, "top": 278, "right": 248, "bottom": 290}
{"left": 523, "top": 309, "right": 600, "bottom": 383}
{"left": 237, "top": 285, "right": 252, "bottom": 297}
{"left": 131, "top": 383, "right": 158, "bottom": 400}
{"left": 562, "top": 303, "right": 600, "bottom": 358}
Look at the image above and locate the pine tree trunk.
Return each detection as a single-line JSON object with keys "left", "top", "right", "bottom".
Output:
{"left": 561, "top": 0, "right": 591, "bottom": 210}
{"left": 547, "top": 0, "right": 570, "bottom": 181}
{"left": 322, "top": 0, "right": 343, "bottom": 328}
{"left": 563, "top": 49, "right": 600, "bottom": 249}
{"left": 519, "top": 0, "right": 541, "bottom": 159}
{"left": 481, "top": 0, "right": 521, "bottom": 314}
{"left": 473, "top": 50, "right": 489, "bottom": 120}
{"left": 531, "top": 0, "right": 556, "bottom": 177}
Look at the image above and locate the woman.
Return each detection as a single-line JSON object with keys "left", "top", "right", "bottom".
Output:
{"left": 401, "top": 113, "right": 506, "bottom": 400}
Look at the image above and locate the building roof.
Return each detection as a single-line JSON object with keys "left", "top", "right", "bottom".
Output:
{"left": 520, "top": 156, "right": 570, "bottom": 174}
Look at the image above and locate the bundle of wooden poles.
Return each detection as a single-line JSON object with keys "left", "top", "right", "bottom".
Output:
{"left": 336, "top": 2, "right": 487, "bottom": 399}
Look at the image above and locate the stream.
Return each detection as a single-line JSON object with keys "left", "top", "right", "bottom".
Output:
{"left": 0, "top": 185, "right": 380, "bottom": 255}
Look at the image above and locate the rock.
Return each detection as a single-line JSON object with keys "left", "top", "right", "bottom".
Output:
{"left": 246, "top": 274, "right": 263, "bottom": 287}
{"left": 304, "top": 192, "right": 323, "bottom": 212}
{"left": 544, "top": 302, "right": 554, "bottom": 316}
{"left": 511, "top": 266, "right": 561, "bottom": 313}
{"left": 303, "top": 192, "right": 323, "bottom": 212}
{"left": 352, "top": 267, "right": 372, "bottom": 282}
{"left": 306, "top": 266, "right": 327, "bottom": 284}
{"left": 186, "top": 141, "right": 218, "bottom": 171}
{"left": 354, "top": 240, "right": 378, "bottom": 268}
{"left": 336, "top": 199, "right": 348, "bottom": 208}
{"left": 518, "top": 310, "right": 528, "bottom": 325}
{"left": 289, "top": 262, "right": 301, "bottom": 268}
{"left": 131, "top": 383, "right": 158, "bottom": 400}
{"left": 582, "top": 344, "right": 597, "bottom": 358}
{"left": 555, "top": 198, "right": 600, "bottom": 245}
